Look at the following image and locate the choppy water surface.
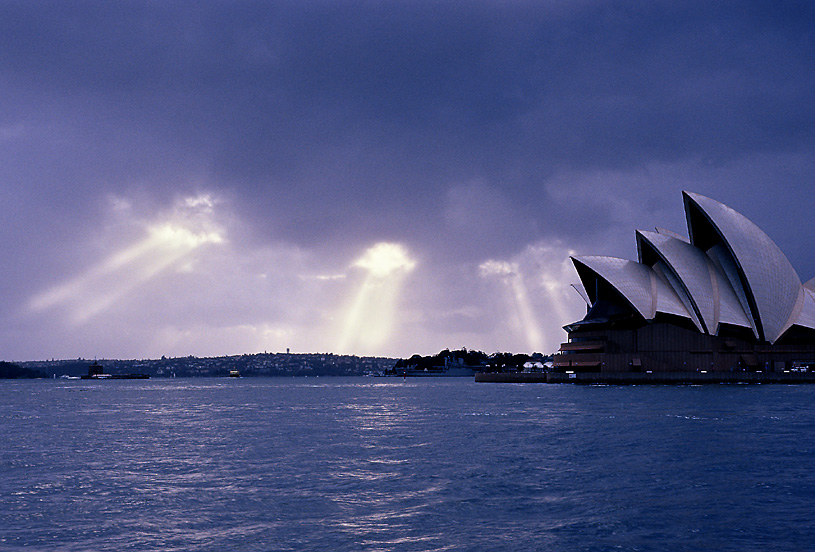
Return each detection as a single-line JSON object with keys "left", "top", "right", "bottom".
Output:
{"left": 2, "top": 378, "right": 815, "bottom": 551}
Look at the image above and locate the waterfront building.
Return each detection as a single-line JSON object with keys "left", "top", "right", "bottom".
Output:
{"left": 554, "top": 192, "right": 815, "bottom": 373}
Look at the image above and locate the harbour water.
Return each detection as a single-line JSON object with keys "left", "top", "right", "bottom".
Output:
{"left": 2, "top": 378, "right": 815, "bottom": 551}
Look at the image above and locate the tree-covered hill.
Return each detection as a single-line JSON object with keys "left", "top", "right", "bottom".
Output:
{"left": 0, "top": 361, "right": 47, "bottom": 379}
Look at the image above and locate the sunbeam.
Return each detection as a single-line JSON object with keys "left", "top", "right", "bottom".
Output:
{"left": 336, "top": 242, "right": 416, "bottom": 354}
{"left": 27, "top": 195, "right": 224, "bottom": 324}
{"left": 479, "top": 259, "right": 544, "bottom": 352}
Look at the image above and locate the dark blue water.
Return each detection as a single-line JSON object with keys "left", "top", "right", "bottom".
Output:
{"left": 2, "top": 378, "right": 814, "bottom": 551}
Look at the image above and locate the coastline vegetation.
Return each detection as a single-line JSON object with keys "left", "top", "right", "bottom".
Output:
{"left": 392, "top": 348, "right": 550, "bottom": 373}
{"left": 0, "top": 361, "right": 47, "bottom": 379}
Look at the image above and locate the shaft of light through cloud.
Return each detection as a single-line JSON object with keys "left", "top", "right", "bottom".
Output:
{"left": 336, "top": 242, "right": 415, "bottom": 354}
{"left": 28, "top": 206, "right": 224, "bottom": 324}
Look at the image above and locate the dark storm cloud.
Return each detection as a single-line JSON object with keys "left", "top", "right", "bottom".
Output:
{"left": 5, "top": 3, "right": 813, "bottom": 210}
{"left": 3, "top": 1, "right": 815, "bottom": 358}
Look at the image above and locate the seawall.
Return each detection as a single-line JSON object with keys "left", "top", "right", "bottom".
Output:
{"left": 474, "top": 371, "right": 815, "bottom": 384}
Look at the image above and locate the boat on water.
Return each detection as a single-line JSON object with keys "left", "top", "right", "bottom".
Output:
{"left": 229, "top": 369, "right": 241, "bottom": 378}
{"left": 393, "top": 366, "right": 481, "bottom": 377}
{"left": 80, "top": 362, "right": 149, "bottom": 380}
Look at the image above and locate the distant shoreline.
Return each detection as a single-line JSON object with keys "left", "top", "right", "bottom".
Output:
{"left": 11, "top": 353, "right": 396, "bottom": 379}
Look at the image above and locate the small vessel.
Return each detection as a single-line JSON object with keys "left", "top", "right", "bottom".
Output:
{"left": 392, "top": 365, "right": 480, "bottom": 378}
{"left": 229, "top": 369, "right": 241, "bottom": 378}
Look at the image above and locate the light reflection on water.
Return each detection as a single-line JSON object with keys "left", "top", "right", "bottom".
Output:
{"left": 2, "top": 378, "right": 815, "bottom": 551}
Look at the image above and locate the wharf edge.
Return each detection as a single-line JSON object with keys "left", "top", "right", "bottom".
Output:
{"left": 474, "top": 371, "right": 815, "bottom": 384}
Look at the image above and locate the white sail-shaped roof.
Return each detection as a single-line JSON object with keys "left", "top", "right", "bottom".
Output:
{"left": 572, "top": 256, "right": 692, "bottom": 322}
{"left": 710, "top": 255, "right": 755, "bottom": 332}
{"left": 649, "top": 260, "right": 704, "bottom": 332}
{"left": 638, "top": 230, "right": 713, "bottom": 332}
{"left": 684, "top": 192, "right": 802, "bottom": 343}
{"left": 792, "top": 287, "right": 815, "bottom": 331}
{"left": 568, "top": 192, "right": 813, "bottom": 345}
{"left": 637, "top": 230, "right": 752, "bottom": 335}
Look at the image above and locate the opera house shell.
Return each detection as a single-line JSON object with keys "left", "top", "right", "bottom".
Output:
{"left": 553, "top": 191, "right": 815, "bottom": 373}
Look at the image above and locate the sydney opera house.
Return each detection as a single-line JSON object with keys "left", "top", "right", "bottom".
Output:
{"left": 553, "top": 192, "right": 815, "bottom": 374}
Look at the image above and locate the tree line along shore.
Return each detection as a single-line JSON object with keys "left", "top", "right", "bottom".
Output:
{"left": 4, "top": 349, "right": 552, "bottom": 379}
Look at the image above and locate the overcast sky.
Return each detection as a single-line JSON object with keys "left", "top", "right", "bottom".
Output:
{"left": 2, "top": 1, "right": 814, "bottom": 361}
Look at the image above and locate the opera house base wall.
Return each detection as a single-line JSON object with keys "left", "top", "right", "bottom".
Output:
{"left": 475, "top": 371, "right": 815, "bottom": 384}
{"left": 553, "top": 322, "right": 815, "bottom": 374}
